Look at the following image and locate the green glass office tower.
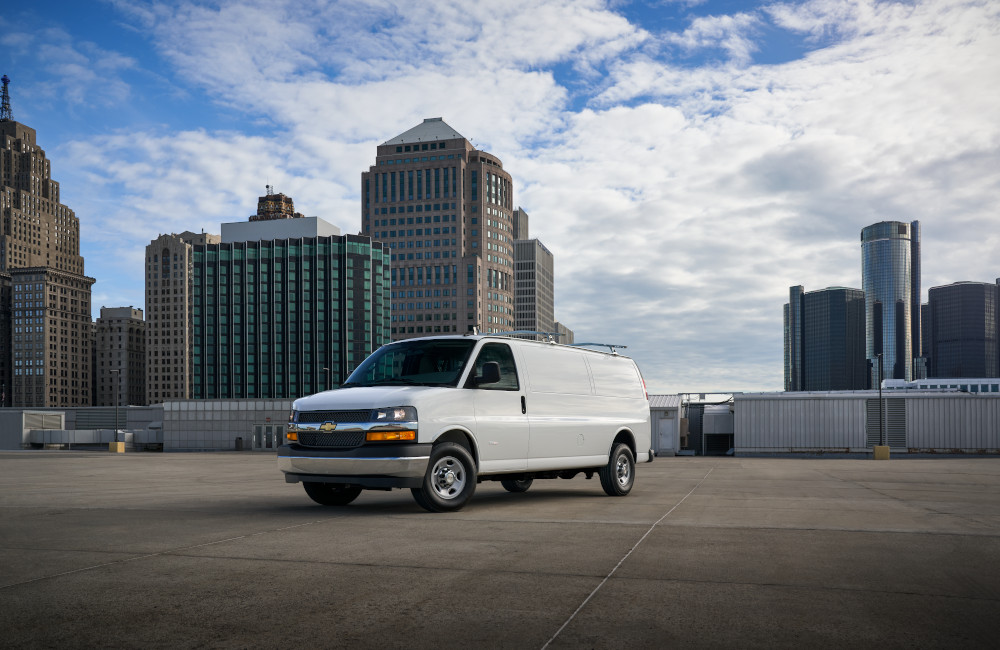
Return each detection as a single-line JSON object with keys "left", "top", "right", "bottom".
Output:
{"left": 191, "top": 235, "right": 390, "bottom": 399}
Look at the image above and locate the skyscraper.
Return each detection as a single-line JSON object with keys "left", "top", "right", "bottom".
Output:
{"left": 514, "top": 238, "right": 554, "bottom": 339}
{"left": 861, "top": 220, "right": 921, "bottom": 383}
{"left": 0, "top": 270, "right": 11, "bottom": 405}
{"left": 1, "top": 75, "right": 95, "bottom": 406}
{"left": 362, "top": 117, "right": 515, "bottom": 339}
{"left": 783, "top": 285, "right": 804, "bottom": 391}
{"left": 784, "top": 286, "right": 867, "bottom": 391}
{"left": 94, "top": 307, "right": 146, "bottom": 407}
{"left": 145, "top": 230, "right": 220, "bottom": 404}
{"left": 925, "top": 280, "right": 999, "bottom": 378}
{"left": 510, "top": 207, "right": 555, "bottom": 340}
{"left": 191, "top": 214, "right": 390, "bottom": 399}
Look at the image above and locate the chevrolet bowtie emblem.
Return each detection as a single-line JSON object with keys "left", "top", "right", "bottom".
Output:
{"left": 319, "top": 422, "right": 337, "bottom": 432}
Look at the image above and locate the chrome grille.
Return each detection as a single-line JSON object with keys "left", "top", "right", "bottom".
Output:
{"left": 297, "top": 431, "right": 366, "bottom": 448}
{"left": 297, "top": 410, "right": 370, "bottom": 423}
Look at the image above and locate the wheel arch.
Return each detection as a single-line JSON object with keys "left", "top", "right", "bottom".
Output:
{"left": 611, "top": 428, "right": 637, "bottom": 459}
{"left": 432, "top": 428, "right": 480, "bottom": 469}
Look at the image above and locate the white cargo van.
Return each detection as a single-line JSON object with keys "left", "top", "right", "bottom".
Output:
{"left": 278, "top": 334, "right": 652, "bottom": 512}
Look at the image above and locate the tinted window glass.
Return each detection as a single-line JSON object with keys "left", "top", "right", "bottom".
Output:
{"left": 344, "top": 339, "right": 475, "bottom": 387}
{"left": 470, "top": 343, "right": 519, "bottom": 391}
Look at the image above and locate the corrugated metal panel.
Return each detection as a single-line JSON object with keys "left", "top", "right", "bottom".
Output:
{"left": 736, "top": 393, "right": 999, "bottom": 453}
{"left": 906, "top": 395, "right": 1000, "bottom": 451}
{"left": 735, "top": 395, "right": 866, "bottom": 451}
{"left": 649, "top": 394, "right": 681, "bottom": 409}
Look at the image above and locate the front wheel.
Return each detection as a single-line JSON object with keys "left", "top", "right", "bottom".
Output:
{"left": 599, "top": 443, "right": 635, "bottom": 496}
{"left": 411, "top": 442, "right": 477, "bottom": 512}
{"left": 303, "top": 482, "right": 363, "bottom": 506}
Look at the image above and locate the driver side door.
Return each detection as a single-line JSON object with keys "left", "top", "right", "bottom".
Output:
{"left": 468, "top": 342, "right": 528, "bottom": 472}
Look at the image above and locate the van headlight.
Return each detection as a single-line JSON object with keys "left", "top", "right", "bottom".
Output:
{"left": 371, "top": 406, "right": 417, "bottom": 422}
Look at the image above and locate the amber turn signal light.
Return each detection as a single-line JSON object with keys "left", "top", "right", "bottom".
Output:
{"left": 366, "top": 430, "right": 416, "bottom": 442}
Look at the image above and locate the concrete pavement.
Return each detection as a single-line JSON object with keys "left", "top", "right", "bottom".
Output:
{"left": 1, "top": 452, "right": 998, "bottom": 648}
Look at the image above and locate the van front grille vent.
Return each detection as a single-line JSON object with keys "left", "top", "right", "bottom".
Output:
{"left": 297, "top": 431, "right": 366, "bottom": 448}
{"left": 297, "top": 410, "right": 370, "bottom": 423}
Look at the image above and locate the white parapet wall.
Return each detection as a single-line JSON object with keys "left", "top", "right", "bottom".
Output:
{"left": 162, "top": 399, "right": 295, "bottom": 451}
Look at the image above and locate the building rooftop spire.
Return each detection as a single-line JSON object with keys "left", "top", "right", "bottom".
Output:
{"left": 1, "top": 75, "right": 12, "bottom": 122}
{"left": 381, "top": 117, "right": 466, "bottom": 146}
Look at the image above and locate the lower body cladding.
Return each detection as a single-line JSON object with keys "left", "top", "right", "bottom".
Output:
{"left": 278, "top": 443, "right": 432, "bottom": 489}
{"left": 279, "top": 438, "right": 642, "bottom": 513}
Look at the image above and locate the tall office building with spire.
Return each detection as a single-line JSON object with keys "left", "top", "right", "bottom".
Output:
{"left": 861, "top": 220, "right": 921, "bottom": 383}
{"left": 0, "top": 75, "right": 95, "bottom": 406}
{"left": 361, "top": 118, "right": 515, "bottom": 339}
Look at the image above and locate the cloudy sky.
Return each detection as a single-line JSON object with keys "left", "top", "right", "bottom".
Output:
{"left": 2, "top": 0, "right": 998, "bottom": 393}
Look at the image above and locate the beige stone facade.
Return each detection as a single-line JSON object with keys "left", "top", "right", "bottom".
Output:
{"left": 145, "top": 231, "right": 220, "bottom": 404}
{"left": 361, "top": 118, "right": 516, "bottom": 339}
{"left": 2, "top": 110, "right": 95, "bottom": 407}
{"left": 8, "top": 267, "right": 94, "bottom": 407}
{"left": 94, "top": 306, "right": 146, "bottom": 407}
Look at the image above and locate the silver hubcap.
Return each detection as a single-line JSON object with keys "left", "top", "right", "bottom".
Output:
{"left": 616, "top": 454, "right": 631, "bottom": 487}
{"left": 431, "top": 456, "right": 466, "bottom": 500}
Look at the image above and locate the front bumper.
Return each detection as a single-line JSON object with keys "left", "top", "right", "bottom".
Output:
{"left": 278, "top": 443, "right": 432, "bottom": 489}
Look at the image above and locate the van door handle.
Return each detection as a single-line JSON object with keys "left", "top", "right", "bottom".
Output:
{"left": 521, "top": 396, "right": 526, "bottom": 414}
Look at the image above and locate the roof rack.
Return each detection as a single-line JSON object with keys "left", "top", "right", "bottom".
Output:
{"left": 569, "top": 342, "right": 628, "bottom": 355}
{"left": 494, "top": 330, "right": 562, "bottom": 343}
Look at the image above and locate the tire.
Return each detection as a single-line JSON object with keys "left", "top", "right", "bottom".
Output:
{"left": 599, "top": 443, "right": 635, "bottom": 497}
{"left": 303, "top": 482, "right": 363, "bottom": 506}
{"left": 500, "top": 478, "right": 533, "bottom": 493}
{"left": 411, "top": 442, "right": 477, "bottom": 512}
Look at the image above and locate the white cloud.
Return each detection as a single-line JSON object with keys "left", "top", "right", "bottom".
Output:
{"left": 664, "top": 12, "right": 763, "bottom": 64}
{"left": 8, "top": 27, "right": 139, "bottom": 107}
{"left": 23, "top": 0, "right": 1000, "bottom": 392}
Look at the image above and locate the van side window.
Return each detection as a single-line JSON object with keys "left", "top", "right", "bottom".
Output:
{"left": 469, "top": 343, "right": 519, "bottom": 391}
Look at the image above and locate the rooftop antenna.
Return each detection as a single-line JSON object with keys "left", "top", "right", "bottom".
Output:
{"left": 0, "top": 75, "right": 12, "bottom": 122}
{"left": 265, "top": 183, "right": 273, "bottom": 196}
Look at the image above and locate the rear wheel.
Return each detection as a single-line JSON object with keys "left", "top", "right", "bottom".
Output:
{"left": 303, "top": 482, "right": 363, "bottom": 506}
{"left": 500, "top": 478, "right": 533, "bottom": 493}
{"left": 411, "top": 442, "right": 477, "bottom": 512}
{"left": 599, "top": 443, "right": 634, "bottom": 496}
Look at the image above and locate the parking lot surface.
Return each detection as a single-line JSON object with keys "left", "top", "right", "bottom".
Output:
{"left": 1, "top": 452, "right": 998, "bottom": 648}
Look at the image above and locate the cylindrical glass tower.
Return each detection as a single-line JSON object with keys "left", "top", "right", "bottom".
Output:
{"left": 861, "top": 221, "right": 919, "bottom": 383}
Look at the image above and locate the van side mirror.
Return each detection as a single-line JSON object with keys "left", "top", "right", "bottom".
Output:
{"left": 474, "top": 361, "right": 501, "bottom": 386}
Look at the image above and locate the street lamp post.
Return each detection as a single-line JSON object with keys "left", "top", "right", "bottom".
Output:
{"left": 110, "top": 369, "right": 121, "bottom": 443}
{"left": 877, "top": 353, "right": 884, "bottom": 447}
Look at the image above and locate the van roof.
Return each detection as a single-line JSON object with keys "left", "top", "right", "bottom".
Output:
{"left": 383, "top": 334, "right": 635, "bottom": 360}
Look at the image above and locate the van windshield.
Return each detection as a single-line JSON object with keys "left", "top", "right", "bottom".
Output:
{"left": 341, "top": 339, "right": 477, "bottom": 388}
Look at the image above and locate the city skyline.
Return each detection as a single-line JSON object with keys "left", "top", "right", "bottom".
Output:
{"left": 2, "top": 0, "right": 998, "bottom": 393}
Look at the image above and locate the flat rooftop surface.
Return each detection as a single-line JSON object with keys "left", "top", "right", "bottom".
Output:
{"left": 1, "top": 453, "right": 998, "bottom": 648}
